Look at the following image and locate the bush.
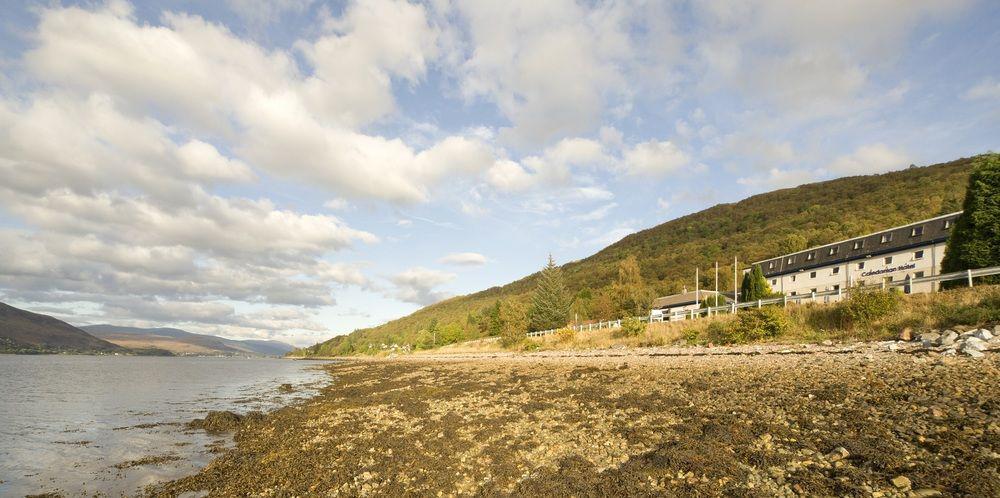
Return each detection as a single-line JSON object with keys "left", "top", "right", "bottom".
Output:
{"left": 709, "top": 307, "right": 790, "bottom": 344}
{"left": 613, "top": 316, "right": 646, "bottom": 338}
{"left": 933, "top": 289, "right": 1000, "bottom": 327}
{"left": 555, "top": 327, "right": 577, "bottom": 343}
{"left": 498, "top": 299, "right": 528, "bottom": 348}
{"left": 836, "top": 288, "right": 900, "bottom": 327}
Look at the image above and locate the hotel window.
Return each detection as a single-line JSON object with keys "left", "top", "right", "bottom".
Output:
{"left": 944, "top": 219, "right": 952, "bottom": 229}
{"left": 858, "top": 262, "right": 866, "bottom": 270}
{"left": 787, "top": 257, "right": 794, "bottom": 265}
{"left": 768, "top": 261, "right": 774, "bottom": 270}
{"left": 771, "top": 279, "right": 777, "bottom": 286}
{"left": 832, "top": 267, "right": 840, "bottom": 275}
{"left": 880, "top": 233, "right": 893, "bottom": 244}
{"left": 811, "top": 288, "right": 818, "bottom": 294}
{"left": 853, "top": 240, "right": 864, "bottom": 250}
{"left": 829, "top": 246, "right": 839, "bottom": 256}
{"left": 833, "top": 284, "right": 840, "bottom": 291}
{"left": 914, "top": 250, "right": 924, "bottom": 259}
{"left": 911, "top": 226, "right": 924, "bottom": 237}
{"left": 915, "top": 271, "right": 925, "bottom": 279}
{"left": 806, "top": 251, "right": 815, "bottom": 261}
{"left": 885, "top": 256, "right": 893, "bottom": 264}
{"left": 791, "top": 275, "right": 797, "bottom": 282}
{"left": 810, "top": 271, "right": 817, "bottom": 278}
{"left": 790, "top": 291, "right": 797, "bottom": 296}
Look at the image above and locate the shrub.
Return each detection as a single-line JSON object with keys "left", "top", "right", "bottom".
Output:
{"left": 555, "top": 327, "right": 577, "bottom": 343}
{"left": 498, "top": 299, "right": 528, "bottom": 348}
{"left": 836, "top": 288, "right": 900, "bottom": 327}
{"left": 709, "top": 307, "right": 790, "bottom": 344}
{"left": 933, "top": 289, "right": 1000, "bottom": 327}
{"left": 613, "top": 316, "right": 646, "bottom": 338}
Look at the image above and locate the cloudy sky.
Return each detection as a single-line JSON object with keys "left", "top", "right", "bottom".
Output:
{"left": 1, "top": 0, "right": 998, "bottom": 346}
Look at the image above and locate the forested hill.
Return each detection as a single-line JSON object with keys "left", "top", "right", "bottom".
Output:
{"left": 294, "top": 156, "right": 977, "bottom": 357}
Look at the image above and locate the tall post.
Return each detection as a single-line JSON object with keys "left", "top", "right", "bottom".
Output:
{"left": 695, "top": 267, "right": 700, "bottom": 304}
{"left": 715, "top": 261, "right": 719, "bottom": 308}
{"left": 734, "top": 256, "right": 739, "bottom": 308}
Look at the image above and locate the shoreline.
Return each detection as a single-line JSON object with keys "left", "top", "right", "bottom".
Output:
{"left": 152, "top": 340, "right": 1000, "bottom": 496}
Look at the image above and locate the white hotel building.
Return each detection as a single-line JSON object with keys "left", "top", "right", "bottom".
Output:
{"left": 750, "top": 212, "right": 962, "bottom": 301}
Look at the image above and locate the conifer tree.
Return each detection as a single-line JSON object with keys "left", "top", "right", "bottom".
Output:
{"left": 740, "top": 265, "right": 773, "bottom": 301}
{"left": 941, "top": 153, "right": 1000, "bottom": 285}
{"left": 611, "top": 255, "right": 652, "bottom": 319}
{"left": 528, "top": 255, "right": 571, "bottom": 331}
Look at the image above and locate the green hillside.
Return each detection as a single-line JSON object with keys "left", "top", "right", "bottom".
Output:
{"left": 294, "top": 155, "right": 980, "bottom": 357}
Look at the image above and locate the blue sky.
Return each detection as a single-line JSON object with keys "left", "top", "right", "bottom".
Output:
{"left": 0, "top": 0, "right": 997, "bottom": 346}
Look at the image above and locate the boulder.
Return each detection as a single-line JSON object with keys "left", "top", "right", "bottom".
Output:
{"left": 919, "top": 332, "right": 941, "bottom": 347}
{"left": 960, "top": 345, "right": 985, "bottom": 358}
{"left": 898, "top": 327, "right": 912, "bottom": 341}
{"left": 939, "top": 331, "right": 959, "bottom": 347}
{"left": 891, "top": 475, "right": 912, "bottom": 490}
{"left": 963, "top": 337, "right": 987, "bottom": 351}
{"left": 973, "top": 329, "right": 994, "bottom": 341}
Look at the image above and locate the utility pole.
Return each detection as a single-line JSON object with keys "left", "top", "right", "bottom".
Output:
{"left": 715, "top": 261, "right": 719, "bottom": 305}
{"left": 695, "top": 267, "right": 699, "bottom": 304}
{"left": 734, "top": 256, "right": 739, "bottom": 307}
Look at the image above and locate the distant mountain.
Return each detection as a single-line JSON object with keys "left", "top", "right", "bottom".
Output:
{"left": 82, "top": 324, "right": 295, "bottom": 356}
{"left": 0, "top": 302, "right": 126, "bottom": 354}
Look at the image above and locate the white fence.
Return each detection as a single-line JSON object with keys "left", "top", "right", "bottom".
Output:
{"left": 525, "top": 265, "right": 1000, "bottom": 338}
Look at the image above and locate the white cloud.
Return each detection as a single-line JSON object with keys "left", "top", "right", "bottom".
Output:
{"left": 622, "top": 140, "right": 690, "bottom": 175}
{"left": 826, "top": 143, "right": 910, "bottom": 176}
{"left": 438, "top": 252, "right": 489, "bottom": 266}
{"left": 964, "top": 78, "right": 1000, "bottom": 101}
{"left": 389, "top": 267, "right": 455, "bottom": 305}
{"left": 572, "top": 202, "right": 617, "bottom": 222}
{"left": 323, "top": 198, "right": 351, "bottom": 211}
{"left": 737, "top": 168, "right": 819, "bottom": 190}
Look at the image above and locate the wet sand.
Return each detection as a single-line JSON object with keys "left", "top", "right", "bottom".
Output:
{"left": 153, "top": 346, "right": 1000, "bottom": 497}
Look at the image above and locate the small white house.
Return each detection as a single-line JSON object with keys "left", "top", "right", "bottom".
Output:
{"left": 650, "top": 290, "right": 727, "bottom": 321}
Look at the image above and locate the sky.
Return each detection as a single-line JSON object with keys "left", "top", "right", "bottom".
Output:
{"left": 0, "top": 0, "right": 998, "bottom": 346}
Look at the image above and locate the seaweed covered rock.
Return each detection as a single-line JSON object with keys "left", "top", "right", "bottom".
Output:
{"left": 188, "top": 410, "right": 264, "bottom": 433}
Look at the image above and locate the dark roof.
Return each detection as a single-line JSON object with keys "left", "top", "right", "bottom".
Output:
{"left": 652, "top": 290, "right": 726, "bottom": 309}
{"left": 753, "top": 212, "right": 961, "bottom": 279}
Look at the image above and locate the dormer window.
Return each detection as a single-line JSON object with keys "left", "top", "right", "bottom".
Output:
{"left": 880, "top": 233, "right": 893, "bottom": 244}
{"left": 768, "top": 261, "right": 775, "bottom": 270}
{"left": 806, "top": 252, "right": 815, "bottom": 261}
{"left": 911, "top": 226, "right": 924, "bottom": 237}
{"left": 853, "top": 240, "right": 864, "bottom": 250}
{"left": 829, "top": 246, "right": 839, "bottom": 256}
{"left": 787, "top": 257, "right": 794, "bottom": 265}
{"left": 944, "top": 219, "right": 952, "bottom": 229}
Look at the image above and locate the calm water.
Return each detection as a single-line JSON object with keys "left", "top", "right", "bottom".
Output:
{"left": 0, "top": 355, "right": 331, "bottom": 497}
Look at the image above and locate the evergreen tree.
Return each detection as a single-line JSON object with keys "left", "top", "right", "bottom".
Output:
{"left": 611, "top": 255, "right": 652, "bottom": 319}
{"left": 528, "top": 255, "right": 571, "bottom": 331}
{"left": 941, "top": 153, "right": 1000, "bottom": 286}
{"left": 740, "top": 265, "right": 773, "bottom": 301}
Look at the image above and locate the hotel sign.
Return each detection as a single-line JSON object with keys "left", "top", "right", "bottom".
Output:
{"left": 861, "top": 262, "right": 916, "bottom": 278}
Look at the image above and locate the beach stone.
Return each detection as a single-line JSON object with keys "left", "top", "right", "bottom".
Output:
{"left": 899, "top": 328, "right": 912, "bottom": 341}
{"left": 919, "top": 332, "right": 941, "bottom": 347}
{"left": 960, "top": 346, "right": 985, "bottom": 358}
{"left": 963, "top": 337, "right": 987, "bottom": 351}
{"left": 826, "top": 447, "right": 850, "bottom": 462}
{"left": 891, "top": 476, "right": 912, "bottom": 490}
{"left": 973, "top": 329, "right": 993, "bottom": 341}
{"left": 188, "top": 411, "right": 254, "bottom": 432}
{"left": 911, "top": 489, "right": 943, "bottom": 497}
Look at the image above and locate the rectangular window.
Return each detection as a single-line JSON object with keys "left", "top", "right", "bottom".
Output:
{"left": 853, "top": 240, "right": 864, "bottom": 250}
{"left": 911, "top": 226, "right": 924, "bottom": 237}
{"left": 806, "top": 252, "right": 815, "bottom": 261}
{"left": 944, "top": 219, "right": 952, "bottom": 229}
{"left": 771, "top": 279, "right": 777, "bottom": 285}
{"left": 885, "top": 256, "right": 893, "bottom": 264}
{"left": 881, "top": 233, "right": 893, "bottom": 244}
{"left": 811, "top": 288, "right": 818, "bottom": 294}
{"left": 915, "top": 271, "right": 925, "bottom": 278}
{"left": 829, "top": 246, "right": 839, "bottom": 256}
{"left": 914, "top": 250, "right": 924, "bottom": 259}
{"left": 833, "top": 284, "right": 840, "bottom": 291}
{"left": 768, "top": 261, "right": 774, "bottom": 269}
{"left": 790, "top": 291, "right": 797, "bottom": 296}
{"left": 810, "top": 271, "right": 817, "bottom": 278}
{"left": 791, "top": 275, "right": 796, "bottom": 282}
{"left": 787, "top": 257, "right": 794, "bottom": 265}
{"left": 832, "top": 267, "right": 840, "bottom": 275}
{"left": 858, "top": 262, "right": 866, "bottom": 270}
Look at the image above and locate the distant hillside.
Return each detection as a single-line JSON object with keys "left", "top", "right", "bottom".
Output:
{"left": 295, "top": 156, "right": 978, "bottom": 357}
{"left": 0, "top": 303, "right": 125, "bottom": 354}
{"left": 82, "top": 324, "right": 295, "bottom": 356}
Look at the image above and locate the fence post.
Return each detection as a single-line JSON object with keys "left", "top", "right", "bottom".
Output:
{"left": 782, "top": 295, "right": 787, "bottom": 307}
{"left": 757, "top": 299, "right": 762, "bottom": 308}
{"left": 968, "top": 269, "right": 974, "bottom": 288}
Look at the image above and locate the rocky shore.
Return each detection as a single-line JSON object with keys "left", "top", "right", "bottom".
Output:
{"left": 154, "top": 340, "right": 1000, "bottom": 497}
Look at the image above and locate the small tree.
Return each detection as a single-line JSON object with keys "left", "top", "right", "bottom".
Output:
{"left": 941, "top": 153, "right": 1000, "bottom": 286}
{"left": 611, "top": 255, "right": 652, "bottom": 319}
{"left": 740, "top": 265, "right": 774, "bottom": 302}
{"left": 528, "top": 255, "right": 571, "bottom": 331}
{"left": 498, "top": 299, "right": 528, "bottom": 347}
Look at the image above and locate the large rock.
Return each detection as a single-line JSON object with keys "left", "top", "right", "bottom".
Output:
{"left": 939, "top": 330, "right": 959, "bottom": 347}
{"left": 972, "top": 329, "right": 994, "bottom": 341}
{"left": 963, "top": 337, "right": 987, "bottom": 351}
{"left": 188, "top": 410, "right": 264, "bottom": 432}
{"left": 919, "top": 332, "right": 941, "bottom": 348}
{"left": 898, "top": 327, "right": 912, "bottom": 342}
